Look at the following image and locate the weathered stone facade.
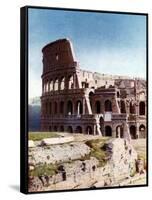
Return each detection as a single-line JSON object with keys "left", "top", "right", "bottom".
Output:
{"left": 41, "top": 38, "right": 146, "bottom": 139}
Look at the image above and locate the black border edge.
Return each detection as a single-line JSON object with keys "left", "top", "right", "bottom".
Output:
{"left": 20, "top": 5, "right": 148, "bottom": 194}
{"left": 20, "top": 6, "right": 28, "bottom": 194}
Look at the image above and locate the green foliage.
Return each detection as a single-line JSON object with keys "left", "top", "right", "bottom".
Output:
{"left": 29, "top": 163, "right": 57, "bottom": 177}
{"left": 29, "top": 132, "right": 58, "bottom": 141}
{"left": 85, "top": 138, "right": 109, "bottom": 167}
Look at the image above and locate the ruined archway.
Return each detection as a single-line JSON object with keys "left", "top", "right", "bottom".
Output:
{"left": 60, "top": 77, "right": 65, "bottom": 90}
{"left": 76, "top": 126, "right": 82, "bottom": 133}
{"left": 67, "top": 100, "right": 73, "bottom": 115}
{"left": 76, "top": 100, "right": 83, "bottom": 115}
{"left": 139, "top": 101, "right": 145, "bottom": 115}
{"left": 54, "top": 78, "right": 59, "bottom": 91}
{"left": 139, "top": 124, "right": 146, "bottom": 138}
{"left": 67, "top": 126, "right": 73, "bottom": 133}
{"left": 130, "top": 101, "right": 136, "bottom": 114}
{"left": 105, "top": 126, "right": 112, "bottom": 136}
{"left": 60, "top": 126, "right": 64, "bottom": 132}
{"left": 105, "top": 100, "right": 112, "bottom": 112}
{"left": 120, "top": 100, "right": 126, "bottom": 113}
{"left": 130, "top": 125, "right": 136, "bottom": 139}
{"left": 68, "top": 75, "right": 74, "bottom": 89}
{"left": 95, "top": 101, "right": 101, "bottom": 114}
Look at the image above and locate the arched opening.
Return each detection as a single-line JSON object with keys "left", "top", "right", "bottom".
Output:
{"left": 45, "top": 82, "right": 49, "bottom": 92}
{"left": 100, "top": 117, "right": 104, "bottom": 134}
{"left": 76, "top": 100, "right": 83, "bottom": 115}
{"left": 120, "top": 100, "right": 126, "bottom": 113}
{"left": 49, "top": 126, "right": 52, "bottom": 131}
{"left": 49, "top": 80, "right": 53, "bottom": 91}
{"left": 130, "top": 126, "right": 136, "bottom": 139}
{"left": 49, "top": 102, "right": 52, "bottom": 115}
{"left": 60, "top": 126, "right": 64, "bottom": 132}
{"left": 67, "top": 100, "right": 73, "bottom": 115}
{"left": 116, "top": 125, "right": 123, "bottom": 138}
{"left": 139, "top": 101, "right": 145, "bottom": 115}
{"left": 105, "top": 126, "right": 112, "bottom": 137}
{"left": 60, "top": 77, "right": 65, "bottom": 90}
{"left": 95, "top": 101, "right": 101, "bottom": 114}
{"left": 54, "top": 126, "right": 58, "bottom": 132}
{"left": 89, "top": 92, "right": 94, "bottom": 113}
{"left": 105, "top": 100, "right": 112, "bottom": 112}
{"left": 130, "top": 102, "right": 136, "bottom": 114}
{"left": 117, "top": 91, "right": 120, "bottom": 98}
{"left": 60, "top": 101, "right": 64, "bottom": 114}
{"left": 86, "top": 126, "right": 93, "bottom": 135}
{"left": 139, "top": 124, "right": 146, "bottom": 138}
{"left": 54, "top": 102, "right": 58, "bottom": 114}
{"left": 67, "top": 126, "right": 73, "bottom": 133}
{"left": 76, "top": 126, "right": 82, "bottom": 133}
{"left": 68, "top": 75, "right": 74, "bottom": 89}
{"left": 54, "top": 78, "right": 59, "bottom": 91}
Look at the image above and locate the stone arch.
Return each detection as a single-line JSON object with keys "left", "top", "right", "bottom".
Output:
{"left": 139, "top": 101, "right": 145, "bottom": 115}
{"left": 105, "top": 100, "right": 112, "bottom": 112}
{"left": 67, "top": 100, "right": 73, "bottom": 115}
{"left": 139, "top": 124, "right": 146, "bottom": 138}
{"left": 86, "top": 126, "right": 93, "bottom": 135}
{"left": 49, "top": 126, "right": 52, "bottom": 131}
{"left": 54, "top": 126, "right": 58, "bottom": 132}
{"left": 76, "top": 100, "right": 83, "bottom": 115}
{"left": 116, "top": 125, "right": 123, "bottom": 138}
{"left": 120, "top": 100, "right": 126, "bottom": 113}
{"left": 54, "top": 78, "right": 59, "bottom": 91}
{"left": 60, "top": 101, "right": 64, "bottom": 114}
{"left": 130, "top": 101, "right": 136, "bottom": 114}
{"left": 117, "top": 91, "right": 120, "bottom": 98}
{"left": 130, "top": 125, "right": 136, "bottom": 139}
{"left": 45, "top": 102, "right": 48, "bottom": 115}
{"left": 60, "top": 77, "right": 65, "bottom": 90}
{"left": 76, "top": 126, "right": 82, "bottom": 133}
{"left": 89, "top": 91, "right": 94, "bottom": 112}
{"left": 54, "top": 101, "right": 58, "bottom": 114}
{"left": 105, "top": 126, "right": 112, "bottom": 136}
{"left": 95, "top": 101, "right": 101, "bottom": 114}
{"left": 60, "top": 126, "right": 64, "bottom": 132}
{"left": 67, "top": 126, "right": 73, "bottom": 133}
{"left": 68, "top": 75, "right": 74, "bottom": 89}
{"left": 49, "top": 80, "right": 53, "bottom": 91}
{"left": 45, "top": 81, "right": 49, "bottom": 92}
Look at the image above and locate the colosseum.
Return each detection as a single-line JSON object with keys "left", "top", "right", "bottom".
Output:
{"left": 41, "top": 38, "right": 147, "bottom": 140}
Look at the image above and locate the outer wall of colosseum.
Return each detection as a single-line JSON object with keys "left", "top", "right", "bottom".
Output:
{"left": 41, "top": 39, "right": 147, "bottom": 139}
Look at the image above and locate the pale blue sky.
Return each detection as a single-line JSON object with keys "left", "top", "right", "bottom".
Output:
{"left": 28, "top": 8, "right": 147, "bottom": 98}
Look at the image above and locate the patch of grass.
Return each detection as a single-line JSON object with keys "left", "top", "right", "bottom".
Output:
{"left": 29, "top": 132, "right": 59, "bottom": 141}
{"left": 29, "top": 163, "right": 57, "bottom": 177}
{"left": 85, "top": 138, "right": 110, "bottom": 167}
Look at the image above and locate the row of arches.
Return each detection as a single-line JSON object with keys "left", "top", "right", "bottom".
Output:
{"left": 48, "top": 125, "right": 92, "bottom": 134}
{"left": 43, "top": 75, "right": 74, "bottom": 93}
{"left": 94, "top": 100, "right": 112, "bottom": 113}
{"left": 129, "top": 124, "right": 146, "bottom": 139}
{"left": 119, "top": 100, "right": 145, "bottom": 115}
{"left": 42, "top": 100, "right": 83, "bottom": 116}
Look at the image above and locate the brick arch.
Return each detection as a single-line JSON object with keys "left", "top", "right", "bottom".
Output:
{"left": 75, "top": 126, "right": 82, "bottom": 133}
{"left": 105, "top": 100, "right": 112, "bottom": 112}
{"left": 95, "top": 100, "right": 101, "bottom": 114}
{"left": 105, "top": 126, "right": 112, "bottom": 136}
{"left": 54, "top": 78, "right": 59, "bottom": 91}
{"left": 67, "top": 100, "right": 73, "bottom": 115}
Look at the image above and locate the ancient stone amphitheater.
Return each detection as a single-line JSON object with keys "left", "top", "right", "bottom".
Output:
{"left": 41, "top": 38, "right": 146, "bottom": 139}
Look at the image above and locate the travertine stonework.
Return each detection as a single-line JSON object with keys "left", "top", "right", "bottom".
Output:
{"left": 41, "top": 38, "right": 146, "bottom": 139}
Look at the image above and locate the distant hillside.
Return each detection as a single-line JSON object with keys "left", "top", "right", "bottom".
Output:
{"left": 29, "top": 97, "right": 41, "bottom": 131}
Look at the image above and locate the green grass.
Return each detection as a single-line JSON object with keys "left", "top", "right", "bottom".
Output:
{"left": 29, "top": 132, "right": 59, "bottom": 141}
{"left": 29, "top": 163, "right": 57, "bottom": 177}
{"left": 85, "top": 138, "right": 110, "bottom": 167}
